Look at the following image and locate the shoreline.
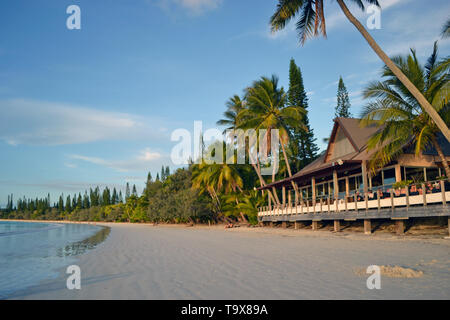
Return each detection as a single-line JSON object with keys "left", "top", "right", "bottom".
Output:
{"left": 1, "top": 218, "right": 449, "bottom": 243}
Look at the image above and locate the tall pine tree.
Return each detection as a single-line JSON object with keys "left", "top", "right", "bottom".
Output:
{"left": 335, "top": 76, "right": 352, "bottom": 118}
{"left": 288, "top": 58, "right": 319, "bottom": 172}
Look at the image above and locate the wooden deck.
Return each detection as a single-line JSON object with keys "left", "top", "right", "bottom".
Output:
{"left": 258, "top": 182, "right": 450, "bottom": 235}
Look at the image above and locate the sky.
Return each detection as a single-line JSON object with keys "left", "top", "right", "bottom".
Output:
{"left": 0, "top": 0, "right": 449, "bottom": 206}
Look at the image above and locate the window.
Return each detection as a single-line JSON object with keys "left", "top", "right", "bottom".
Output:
{"left": 426, "top": 167, "right": 441, "bottom": 181}
{"left": 371, "top": 172, "right": 382, "bottom": 190}
{"left": 348, "top": 177, "right": 356, "bottom": 191}
{"left": 383, "top": 168, "right": 396, "bottom": 186}
{"left": 405, "top": 167, "right": 425, "bottom": 183}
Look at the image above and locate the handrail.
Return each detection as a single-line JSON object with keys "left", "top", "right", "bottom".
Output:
{"left": 258, "top": 179, "right": 449, "bottom": 216}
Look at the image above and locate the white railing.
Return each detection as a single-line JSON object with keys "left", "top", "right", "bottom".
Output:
{"left": 258, "top": 180, "right": 449, "bottom": 217}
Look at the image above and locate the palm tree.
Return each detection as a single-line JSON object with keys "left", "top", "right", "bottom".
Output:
{"left": 442, "top": 18, "right": 450, "bottom": 38}
{"left": 270, "top": 0, "right": 450, "bottom": 142}
{"left": 238, "top": 75, "right": 306, "bottom": 197}
{"left": 360, "top": 42, "right": 450, "bottom": 179}
{"left": 217, "top": 95, "right": 244, "bottom": 134}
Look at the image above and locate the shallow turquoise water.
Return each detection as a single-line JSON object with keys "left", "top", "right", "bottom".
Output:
{"left": 0, "top": 221, "right": 108, "bottom": 299}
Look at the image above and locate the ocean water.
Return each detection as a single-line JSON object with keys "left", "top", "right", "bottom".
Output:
{"left": 0, "top": 221, "right": 110, "bottom": 299}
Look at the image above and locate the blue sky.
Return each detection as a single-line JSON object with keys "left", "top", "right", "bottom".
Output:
{"left": 1, "top": 0, "right": 449, "bottom": 205}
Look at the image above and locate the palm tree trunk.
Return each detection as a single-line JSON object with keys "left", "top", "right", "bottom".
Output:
{"left": 249, "top": 154, "right": 280, "bottom": 205}
{"left": 280, "top": 141, "right": 300, "bottom": 197}
{"left": 432, "top": 136, "right": 450, "bottom": 180}
{"left": 336, "top": 0, "right": 450, "bottom": 143}
{"left": 234, "top": 197, "right": 248, "bottom": 223}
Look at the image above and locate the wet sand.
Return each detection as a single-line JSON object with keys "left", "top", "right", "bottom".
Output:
{"left": 12, "top": 223, "right": 450, "bottom": 299}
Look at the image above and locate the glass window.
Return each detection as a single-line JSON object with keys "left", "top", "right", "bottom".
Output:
{"left": 426, "top": 167, "right": 440, "bottom": 182}
{"left": 355, "top": 175, "right": 364, "bottom": 191}
{"left": 338, "top": 179, "right": 346, "bottom": 193}
{"left": 348, "top": 177, "right": 356, "bottom": 191}
{"left": 383, "top": 168, "right": 396, "bottom": 186}
{"left": 405, "top": 167, "right": 425, "bottom": 183}
{"left": 371, "top": 172, "right": 382, "bottom": 189}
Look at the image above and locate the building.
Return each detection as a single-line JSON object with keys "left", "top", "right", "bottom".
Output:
{"left": 258, "top": 118, "right": 450, "bottom": 235}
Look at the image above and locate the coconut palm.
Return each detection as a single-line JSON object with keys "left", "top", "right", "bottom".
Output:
{"left": 237, "top": 75, "right": 306, "bottom": 197}
{"left": 216, "top": 95, "right": 245, "bottom": 134}
{"left": 360, "top": 42, "right": 450, "bottom": 179}
{"left": 270, "top": 0, "right": 450, "bottom": 142}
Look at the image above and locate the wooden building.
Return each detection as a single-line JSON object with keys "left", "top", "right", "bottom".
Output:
{"left": 258, "top": 118, "right": 450, "bottom": 235}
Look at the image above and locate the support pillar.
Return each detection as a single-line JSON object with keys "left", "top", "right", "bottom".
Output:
{"left": 294, "top": 221, "right": 299, "bottom": 230}
{"left": 447, "top": 218, "right": 450, "bottom": 238}
{"left": 395, "top": 220, "right": 405, "bottom": 235}
{"left": 395, "top": 164, "right": 402, "bottom": 182}
{"left": 312, "top": 221, "right": 319, "bottom": 231}
{"left": 282, "top": 186, "right": 286, "bottom": 206}
{"left": 312, "top": 177, "right": 316, "bottom": 207}
{"left": 281, "top": 221, "right": 287, "bottom": 229}
{"left": 334, "top": 220, "right": 341, "bottom": 232}
{"left": 364, "top": 219, "right": 371, "bottom": 235}
{"left": 362, "top": 160, "right": 369, "bottom": 210}
{"left": 269, "top": 221, "right": 274, "bottom": 228}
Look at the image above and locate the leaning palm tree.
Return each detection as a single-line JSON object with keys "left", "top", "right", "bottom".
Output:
{"left": 360, "top": 42, "right": 450, "bottom": 179}
{"left": 270, "top": 0, "right": 450, "bottom": 142}
{"left": 238, "top": 75, "right": 306, "bottom": 197}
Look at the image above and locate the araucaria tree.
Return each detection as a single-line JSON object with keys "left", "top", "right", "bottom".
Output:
{"left": 288, "top": 58, "right": 319, "bottom": 171}
{"left": 335, "top": 76, "right": 352, "bottom": 118}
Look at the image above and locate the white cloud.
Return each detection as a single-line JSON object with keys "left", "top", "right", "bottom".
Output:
{"left": 70, "top": 148, "right": 164, "bottom": 172}
{"left": 0, "top": 99, "right": 167, "bottom": 146}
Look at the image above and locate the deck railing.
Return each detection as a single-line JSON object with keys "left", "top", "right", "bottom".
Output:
{"left": 258, "top": 180, "right": 449, "bottom": 217}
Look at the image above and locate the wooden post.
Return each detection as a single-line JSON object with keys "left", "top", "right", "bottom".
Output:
{"left": 281, "top": 221, "right": 287, "bottom": 228}
{"left": 422, "top": 183, "right": 427, "bottom": 206}
{"left": 312, "top": 177, "right": 316, "bottom": 208}
{"left": 405, "top": 184, "right": 410, "bottom": 211}
{"left": 362, "top": 160, "right": 369, "bottom": 211}
{"left": 333, "top": 170, "right": 339, "bottom": 200}
{"left": 288, "top": 190, "right": 292, "bottom": 214}
{"left": 395, "top": 164, "right": 402, "bottom": 182}
{"left": 448, "top": 217, "right": 450, "bottom": 237}
{"left": 334, "top": 220, "right": 341, "bottom": 232}
{"left": 390, "top": 189, "right": 395, "bottom": 212}
{"left": 395, "top": 220, "right": 405, "bottom": 235}
{"left": 327, "top": 197, "right": 330, "bottom": 213}
{"left": 345, "top": 177, "right": 350, "bottom": 198}
{"left": 441, "top": 180, "right": 447, "bottom": 207}
{"left": 294, "top": 221, "right": 298, "bottom": 230}
{"left": 282, "top": 186, "right": 286, "bottom": 207}
{"left": 312, "top": 220, "right": 318, "bottom": 231}
{"left": 364, "top": 219, "right": 371, "bottom": 235}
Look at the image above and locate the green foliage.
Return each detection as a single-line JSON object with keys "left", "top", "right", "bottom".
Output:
{"left": 287, "top": 58, "right": 319, "bottom": 172}
{"left": 335, "top": 76, "right": 352, "bottom": 118}
{"left": 392, "top": 180, "right": 413, "bottom": 189}
{"left": 360, "top": 42, "right": 450, "bottom": 177}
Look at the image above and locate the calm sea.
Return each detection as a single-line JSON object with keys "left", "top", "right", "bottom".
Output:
{"left": 0, "top": 221, "right": 109, "bottom": 299}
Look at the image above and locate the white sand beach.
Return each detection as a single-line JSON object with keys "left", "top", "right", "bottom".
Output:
{"left": 13, "top": 223, "right": 450, "bottom": 300}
